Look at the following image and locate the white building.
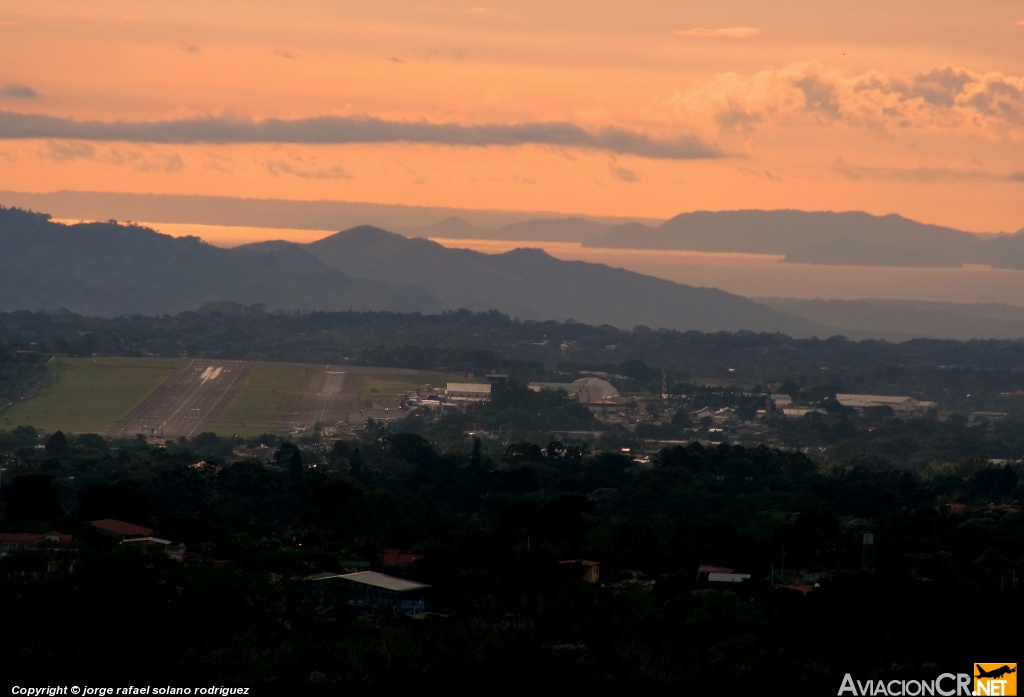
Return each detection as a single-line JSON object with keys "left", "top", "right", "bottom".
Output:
{"left": 529, "top": 377, "right": 627, "bottom": 414}
{"left": 835, "top": 394, "right": 936, "bottom": 414}
{"left": 445, "top": 383, "right": 491, "bottom": 401}
{"left": 782, "top": 407, "right": 822, "bottom": 419}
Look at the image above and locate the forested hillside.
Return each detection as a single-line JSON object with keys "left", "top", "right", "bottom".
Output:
{"left": 0, "top": 206, "right": 820, "bottom": 335}
{"left": 0, "top": 425, "right": 1019, "bottom": 682}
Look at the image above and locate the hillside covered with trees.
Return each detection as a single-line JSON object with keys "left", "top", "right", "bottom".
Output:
{"left": 0, "top": 423, "right": 1019, "bottom": 683}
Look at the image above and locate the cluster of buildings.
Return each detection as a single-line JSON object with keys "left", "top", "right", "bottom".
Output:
{"left": 402, "top": 375, "right": 636, "bottom": 422}
{"left": 770, "top": 392, "right": 936, "bottom": 419}
{"left": 401, "top": 382, "right": 490, "bottom": 413}
{"left": 685, "top": 405, "right": 773, "bottom": 443}
{"left": 660, "top": 389, "right": 941, "bottom": 447}
{"left": 310, "top": 554, "right": 602, "bottom": 617}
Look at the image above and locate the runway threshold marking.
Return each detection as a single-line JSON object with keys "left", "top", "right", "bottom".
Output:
{"left": 155, "top": 359, "right": 239, "bottom": 436}
{"left": 186, "top": 361, "right": 248, "bottom": 438}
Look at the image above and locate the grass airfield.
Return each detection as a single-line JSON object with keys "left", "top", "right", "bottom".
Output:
{"left": 1, "top": 357, "right": 181, "bottom": 433}
{"left": 1, "top": 356, "right": 473, "bottom": 437}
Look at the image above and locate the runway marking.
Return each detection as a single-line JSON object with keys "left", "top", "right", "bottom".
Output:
{"left": 185, "top": 362, "right": 247, "bottom": 437}
{"left": 199, "top": 366, "right": 223, "bottom": 381}
{"left": 319, "top": 367, "right": 344, "bottom": 425}
{"left": 156, "top": 358, "right": 236, "bottom": 433}
{"left": 155, "top": 358, "right": 211, "bottom": 432}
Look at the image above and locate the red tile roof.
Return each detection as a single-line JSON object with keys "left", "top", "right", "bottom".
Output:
{"left": 0, "top": 531, "right": 72, "bottom": 544}
{"left": 698, "top": 564, "right": 734, "bottom": 574}
{"left": 379, "top": 548, "right": 423, "bottom": 566}
{"left": 0, "top": 533, "right": 45, "bottom": 543}
{"left": 90, "top": 519, "right": 154, "bottom": 537}
{"left": 781, "top": 584, "right": 814, "bottom": 595}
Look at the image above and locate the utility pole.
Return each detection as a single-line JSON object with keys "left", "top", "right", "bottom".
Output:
{"left": 781, "top": 545, "right": 785, "bottom": 578}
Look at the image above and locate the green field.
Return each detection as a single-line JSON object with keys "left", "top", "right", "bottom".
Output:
{"left": 1, "top": 358, "right": 481, "bottom": 438}
{"left": 0, "top": 357, "right": 181, "bottom": 433}
{"left": 210, "top": 363, "right": 316, "bottom": 436}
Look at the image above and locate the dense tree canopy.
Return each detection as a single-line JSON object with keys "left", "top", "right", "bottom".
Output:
{"left": 0, "top": 425, "right": 1019, "bottom": 683}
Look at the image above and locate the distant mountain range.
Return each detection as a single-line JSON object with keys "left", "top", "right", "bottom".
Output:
{"left": 241, "top": 226, "right": 822, "bottom": 335}
{"left": 423, "top": 210, "right": 1024, "bottom": 268}
{"left": 0, "top": 206, "right": 822, "bottom": 336}
{"left": 586, "top": 210, "right": 1024, "bottom": 269}
{"left": 406, "top": 216, "right": 610, "bottom": 242}
{"left": 0, "top": 190, "right": 657, "bottom": 237}
{"left": 6, "top": 191, "right": 1022, "bottom": 269}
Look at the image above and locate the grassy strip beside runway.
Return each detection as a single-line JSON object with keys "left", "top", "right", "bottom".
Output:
{"left": 209, "top": 362, "right": 317, "bottom": 436}
{"left": 0, "top": 357, "right": 181, "bottom": 433}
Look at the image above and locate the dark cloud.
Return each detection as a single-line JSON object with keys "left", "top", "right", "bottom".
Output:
{"left": 265, "top": 159, "right": 351, "bottom": 179}
{"left": 41, "top": 140, "right": 96, "bottom": 162}
{"left": 833, "top": 160, "right": 1023, "bottom": 182}
{"left": 0, "top": 111, "right": 721, "bottom": 160}
{"left": 609, "top": 159, "right": 640, "bottom": 182}
{"left": 0, "top": 83, "right": 40, "bottom": 99}
{"left": 904, "top": 66, "right": 974, "bottom": 107}
{"left": 793, "top": 75, "right": 841, "bottom": 116}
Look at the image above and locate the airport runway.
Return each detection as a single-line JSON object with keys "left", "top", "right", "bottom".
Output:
{"left": 111, "top": 361, "right": 446, "bottom": 438}
{"left": 110, "top": 359, "right": 250, "bottom": 438}
{"left": 284, "top": 365, "right": 354, "bottom": 434}
{"left": 288, "top": 366, "right": 423, "bottom": 432}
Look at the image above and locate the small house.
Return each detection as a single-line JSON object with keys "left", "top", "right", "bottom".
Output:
{"left": 697, "top": 564, "right": 734, "bottom": 577}
{"left": 0, "top": 531, "right": 72, "bottom": 556}
{"left": 333, "top": 571, "right": 430, "bottom": 615}
{"left": 120, "top": 536, "right": 187, "bottom": 561}
{"left": 90, "top": 519, "right": 154, "bottom": 539}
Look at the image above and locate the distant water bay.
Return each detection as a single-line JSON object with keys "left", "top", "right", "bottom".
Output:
{"left": 109, "top": 222, "right": 1024, "bottom": 307}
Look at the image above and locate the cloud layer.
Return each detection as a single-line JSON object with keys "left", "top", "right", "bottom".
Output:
{"left": 832, "top": 161, "right": 1024, "bottom": 183}
{"left": 0, "top": 83, "right": 39, "bottom": 99}
{"left": 0, "top": 112, "right": 719, "bottom": 160}
{"left": 675, "top": 63, "right": 1024, "bottom": 138}
{"left": 674, "top": 27, "right": 761, "bottom": 39}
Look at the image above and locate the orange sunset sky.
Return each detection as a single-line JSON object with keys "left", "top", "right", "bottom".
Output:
{"left": 1, "top": 0, "right": 1022, "bottom": 232}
